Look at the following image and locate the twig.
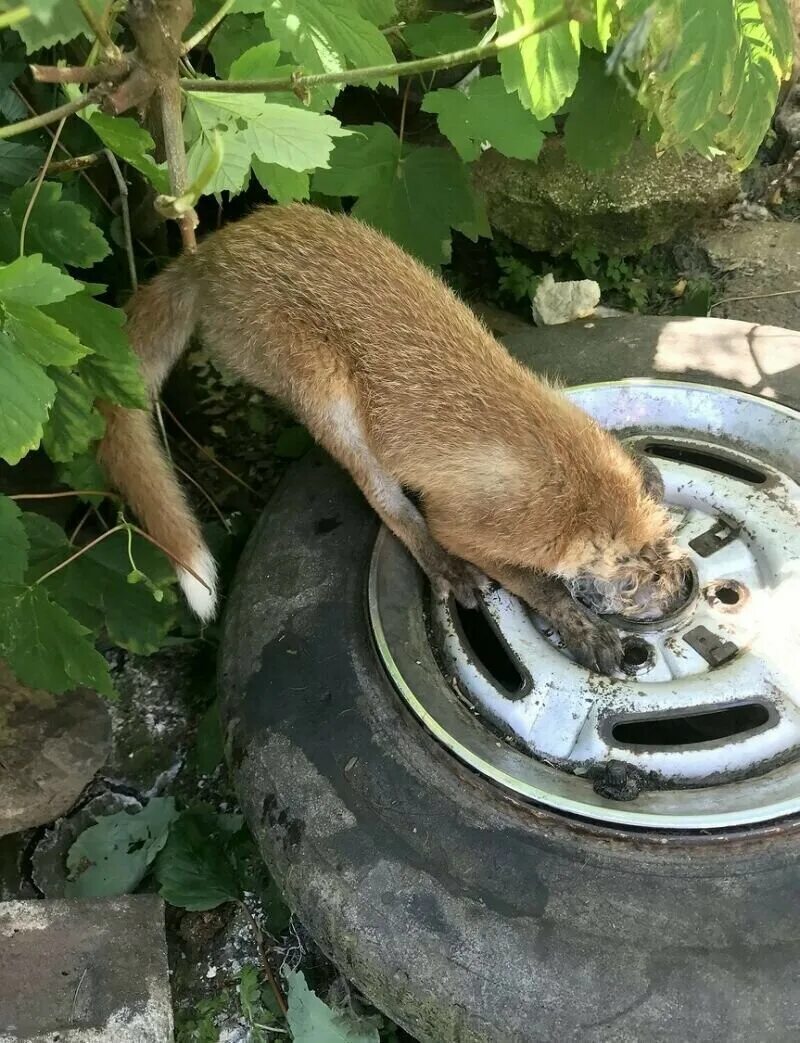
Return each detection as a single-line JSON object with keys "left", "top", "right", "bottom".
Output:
{"left": 160, "top": 79, "right": 197, "bottom": 251}
{"left": 397, "top": 76, "right": 412, "bottom": 152}
{"left": 19, "top": 116, "right": 66, "bottom": 256}
{"left": 69, "top": 507, "right": 93, "bottom": 545}
{"left": 46, "top": 152, "right": 102, "bottom": 174}
{"left": 31, "top": 57, "right": 131, "bottom": 84}
{"left": 129, "top": 524, "right": 211, "bottom": 589}
{"left": 240, "top": 902, "right": 288, "bottom": 1017}
{"left": 10, "top": 490, "right": 118, "bottom": 501}
{"left": 103, "top": 148, "right": 137, "bottom": 291}
{"left": 174, "top": 462, "right": 231, "bottom": 530}
{"left": 0, "top": 5, "right": 30, "bottom": 29}
{"left": 181, "top": 0, "right": 234, "bottom": 54}
{"left": 76, "top": 0, "right": 120, "bottom": 58}
{"left": 0, "top": 87, "right": 103, "bottom": 141}
{"left": 70, "top": 968, "right": 88, "bottom": 1023}
{"left": 181, "top": 4, "right": 581, "bottom": 93}
{"left": 35, "top": 524, "right": 126, "bottom": 585}
{"left": 707, "top": 289, "right": 800, "bottom": 315}
{"left": 160, "top": 401, "right": 261, "bottom": 497}
{"left": 382, "top": 4, "right": 494, "bottom": 35}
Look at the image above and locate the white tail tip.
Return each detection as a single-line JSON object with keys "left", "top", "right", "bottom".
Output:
{"left": 178, "top": 547, "right": 218, "bottom": 622}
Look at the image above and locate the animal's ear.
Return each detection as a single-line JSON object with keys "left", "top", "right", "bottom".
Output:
{"left": 627, "top": 449, "right": 665, "bottom": 503}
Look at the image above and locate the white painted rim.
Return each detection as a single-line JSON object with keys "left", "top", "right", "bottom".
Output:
{"left": 368, "top": 380, "right": 800, "bottom": 830}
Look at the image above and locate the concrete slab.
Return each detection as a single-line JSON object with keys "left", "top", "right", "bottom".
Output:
{"left": 0, "top": 896, "right": 173, "bottom": 1042}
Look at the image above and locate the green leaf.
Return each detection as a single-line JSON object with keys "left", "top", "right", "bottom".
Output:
{"left": 264, "top": 0, "right": 397, "bottom": 103}
{"left": 57, "top": 451, "right": 108, "bottom": 504}
{"left": 252, "top": 159, "right": 310, "bottom": 204}
{"left": 88, "top": 114, "right": 170, "bottom": 194}
{"left": 3, "top": 301, "right": 88, "bottom": 366}
{"left": 422, "top": 76, "right": 553, "bottom": 162}
{"left": 285, "top": 970, "right": 381, "bottom": 1043}
{"left": 41, "top": 367, "right": 105, "bottom": 463}
{"left": 355, "top": 0, "right": 396, "bottom": 25}
{"left": 0, "top": 495, "right": 28, "bottom": 584}
{"left": 496, "top": 0, "right": 581, "bottom": 119}
{"left": 15, "top": 0, "right": 105, "bottom": 48}
{"left": 154, "top": 809, "right": 245, "bottom": 910}
{"left": 0, "top": 254, "right": 82, "bottom": 306}
{"left": 0, "top": 342, "right": 55, "bottom": 464}
{"left": 0, "top": 583, "right": 113, "bottom": 696}
{"left": 10, "top": 182, "right": 110, "bottom": 268}
{"left": 311, "top": 122, "right": 399, "bottom": 197}
{"left": 65, "top": 798, "right": 178, "bottom": 898}
{"left": 563, "top": 50, "right": 642, "bottom": 170}
{"left": 184, "top": 93, "right": 350, "bottom": 197}
{"left": 757, "top": 0, "right": 794, "bottom": 69}
{"left": 209, "top": 14, "right": 271, "bottom": 77}
{"left": 0, "top": 141, "right": 45, "bottom": 186}
{"left": 43, "top": 293, "right": 147, "bottom": 409}
{"left": 403, "top": 12, "right": 482, "bottom": 58}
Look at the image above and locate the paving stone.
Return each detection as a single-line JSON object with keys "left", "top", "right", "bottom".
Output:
{"left": 0, "top": 895, "right": 173, "bottom": 1042}
{"left": 0, "top": 664, "right": 111, "bottom": 837}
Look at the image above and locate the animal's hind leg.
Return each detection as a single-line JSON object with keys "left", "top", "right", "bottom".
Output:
{"left": 307, "top": 395, "right": 481, "bottom": 606}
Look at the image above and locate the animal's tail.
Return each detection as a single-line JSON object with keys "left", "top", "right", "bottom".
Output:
{"left": 97, "top": 261, "right": 218, "bottom": 621}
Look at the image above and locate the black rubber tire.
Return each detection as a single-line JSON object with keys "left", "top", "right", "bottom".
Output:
{"left": 220, "top": 317, "right": 800, "bottom": 1043}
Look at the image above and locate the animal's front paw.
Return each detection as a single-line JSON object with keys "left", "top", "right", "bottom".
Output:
{"left": 551, "top": 607, "right": 623, "bottom": 676}
{"left": 429, "top": 554, "right": 484, "bottom": 610}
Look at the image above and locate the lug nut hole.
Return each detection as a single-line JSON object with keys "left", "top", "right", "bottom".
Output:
{"left": 706, "top": 580, "right": 747, "bottom": 610}
{"left": 621, "top": 638, "right": 652, "bottom": 674}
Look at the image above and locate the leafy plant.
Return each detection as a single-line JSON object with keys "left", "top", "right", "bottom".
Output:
{"left": 0, "top": 0, "right": 792, "bottom": 698}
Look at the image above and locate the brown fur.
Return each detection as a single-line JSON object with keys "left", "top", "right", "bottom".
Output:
{"left": 98, "top": 204, "right": 688, "bottom": 673}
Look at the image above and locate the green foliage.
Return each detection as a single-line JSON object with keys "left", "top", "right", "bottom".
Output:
{"left": 285, "top": 969, "right": 381, "bottom": 1043}
{"left": 0, "top": 0, "right": 791, "bottom": 702}
{"left": 154, "top": 808, "right": 247, "bottom": 910}
{"left": 65, "top": 797, "right": 178, "bottom": 897}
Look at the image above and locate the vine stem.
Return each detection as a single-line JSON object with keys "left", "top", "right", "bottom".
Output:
{"left": 76, "top": 0, "right": 120, "bottom": 58}
{"left": 19, "top": 117, "right": 66, "bottom": 257}
{"left": 0, "top": 87, "right": 103, "bottom": 141}
{"left": 181, "top": 0, "right": 234, "bottom": 54}
{"left": 31, "top": 519, "right": 212, "bottom": 592}
{"left": 382, "top": 4, "right": 494, "bottom": 36}
{"left": 160, "top": 401, "right": 261, "bottom": 498}
{"left": 239, "top": 902, "right": 288, "bottom": 1017}
{"left": 103, "top": 148, "right": 138, "bottom": 291}
{"left": 180, "top": 4, "right": 580, "bottom": 93}
{"left": 10, "top": 490, "right": 118, "bottom": 501}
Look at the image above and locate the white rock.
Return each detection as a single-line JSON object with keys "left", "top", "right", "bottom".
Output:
{"left": 531, "top": 273, "right": 601, "bottom": 326}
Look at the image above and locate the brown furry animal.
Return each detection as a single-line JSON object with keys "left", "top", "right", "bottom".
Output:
{"left": 98, "top": 204, "right": 688, "bottom": 674}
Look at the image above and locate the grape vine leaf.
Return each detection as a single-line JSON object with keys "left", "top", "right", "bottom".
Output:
{"left": 23, "top": 515, "right": 176, "bottom": 654}
{"left": 495, "top": 0, "right": 581, "bottom": 119}
{"left": 0, "top": 256, "right": 83, "bottom": 464}
{"left": 184, "top": 93, "right": 350, "bottom": 198}
{"left": 0, "top": 253, "right": 81, "bottom": 305}
{"left": 57, "top": 452, "right": 107, "bottom": 502}
{"left": 313, "top": 125, "right": 483, "bottom": 267}
{"left": 88, "top": 114, "right": 170, "bottom": 194}
{"left": 355, "top": 0, "right": 396, "bottom": 25}
{"left": 422, "top": 76, "right": 554, "bottom": 161}
{"left": 252, "top": 158, "right": 310, "bottom": 204}
{"left": 41, "top": 368, "right": 105, "bottom": 463}
{"left": 263, "top": 0, "right": 397, "bottom": 105}
{"left": 563, "top": 50, "right": 642, "bottom": 170}
{"left": 153, "top": 809, "right": 245, "bottom": 910}
{"left": 209, "top": 14, "right": 271, "bottom": 77}
{"left": 0, "top": 141, "right": 45, "bottom": 186}
{"left": 403, "top": 12, "right": 482, "bottom": 57}
{"left": 43, "top": 292, "right": 148, "bottom": 409}
{"left": 8, "top": 182, "right": 110, "bottom": 268}
{"left": 0, "top": 582, "right": 114, "bottom": 696}
{"left": 0, "top": 495, "right": 28, "bottom": 584}
{"left": 65, "top": 798, "right": 178, "bottom": 898}
{"left": 15, "top": 0, "right": 105, "bottom": 50}
{"left": 285, "top": 970, "right": 381, "bottom": 1043}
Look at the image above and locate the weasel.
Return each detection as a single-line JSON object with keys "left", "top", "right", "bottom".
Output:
{"left": 98, "top": 204, "right": 688, "bottom": 675}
